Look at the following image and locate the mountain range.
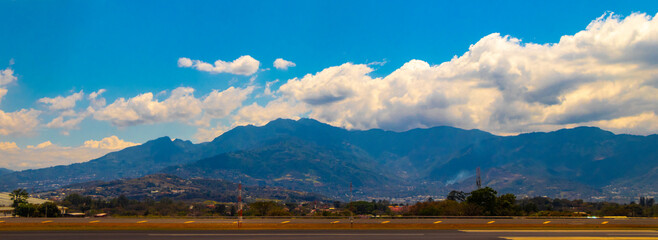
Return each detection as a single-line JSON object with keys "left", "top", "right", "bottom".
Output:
{"left": 1, "top": 118, "right": 656, "bottom": 202}
{"left": 0, "top": 168, "right": 13, "bottom": 175}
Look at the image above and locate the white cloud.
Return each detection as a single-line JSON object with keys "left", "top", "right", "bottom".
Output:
{"left": 0, "top": 88, "right": 6, "bottom": 104}
{"left": 267, "top": 12, "right": 658, "bottom": 135}
{"left": 45, "top": 110, "right": 89, "bottom": 135}
{"left": 586, "top": 112, "right": 658, "bottom": 135}
{"left": 26, "top": 141, "right": 53, "bottom": 149}
{"left": 0, "top": 67, "right": 16, "bottom": 86}
{"left": 202, "top": 86, "right": 255, "bottom": 119}
{"left": 94, "top": 87, "right": 203, "bottom": 127}
{"left": 273, "top": 58, "right": 296, "bottom": 70}
{"left": 0, "top": 66, "right": 17, "bottom": 104}
{"left": 44, "top": 89, "right": 108, "bottom": 134}
{"left": 0, "top": 142, "right": 18, "bottom": 151}
{"left": 38, "top": 90, "right": 84, "bottom": 111}
{"left": 88, "top": 89, "right": 107, "bottom": 110}
{"left": 366, "top": 59, "right": 387, "bottom": 66}
{"left": 262, "top": 79, "right": 279, "bottom": 97}
{"left": 193, "top": 97, "right": 306, "bottom": 142}
{"left": 0, "top": 109, "right": 41, "bottom": 136}
{"left": 93, "top": 86, "right": 257, "bottom": 128}
{"left": 0, "top": 136, "right": 140, "bottom": 170}
{"left": 193, "top": 125, "right": 230, "bottom": 142}
{"left": 178, "top": 55, "right": 260, "bottom": 76}
{"left": 83, "top": 135, "right": 138, "bottom": 150}
{"left": 232, "top": 98, "right": 307, "bottom": 127}
{"left": 177, "top": 57, "right": 193, "bottom": 67}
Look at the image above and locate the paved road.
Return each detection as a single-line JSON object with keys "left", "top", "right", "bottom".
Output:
{"left": 2, "top": 217, "right": 658, "bottom": 225}
{"left": 2, "top": 230, "right": 658, "bottom": 240}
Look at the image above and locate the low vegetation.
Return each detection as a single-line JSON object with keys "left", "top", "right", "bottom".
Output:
{"left": 8, "top": 187, "right": 658, "bottom": 218}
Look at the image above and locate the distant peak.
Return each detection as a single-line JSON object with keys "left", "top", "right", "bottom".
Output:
{"left": 556, "top": 126, "right": 612, "bottom": 135}
{"left": 155, "top": 136, "right": 173, "bottom": 141}
{"left": 143, "top": 136, "right": 173, "bottom": 145}
{"left": 265, "top": 118, "right": 330, "bottom": 128}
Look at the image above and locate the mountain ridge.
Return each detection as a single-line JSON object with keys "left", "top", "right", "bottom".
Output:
{"left": 2, "top": 118, "right": 656, "bottom": 202}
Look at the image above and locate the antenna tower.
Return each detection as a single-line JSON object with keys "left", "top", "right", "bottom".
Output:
{"left": 349, "top": 182, "right": 354, "bottom": 228}
{"left": 238, "top": 183, "right": 243, "bottom": 228}
{"left": 476, "top": 167, "right": 482, "bottom": 189}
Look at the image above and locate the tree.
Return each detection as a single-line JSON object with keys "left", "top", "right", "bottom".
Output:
{"left": 466, "top": 187, "right": 498, "bottom": 215}
{"left": 213, "top": 204, "right": 227, "bottom": 215}
{"left": 14, "top": 203, "right": 38, "bottom": 217}
{"left": 10, "top": 189, "right": 29, "bottom": 208}
{"left": 38, "top": 202, "right": 62, "bottom": 217}
{"left": 248, "top": 201, "right": 290, "bottom": 216}
{"left": 496, "top": 193, "right": 517, "bottom": 216}
{"left": 348, "top": 201, "right": 376, "bottom": 215}
{"left": 447, "top": 190, "right": 467, "bottom": 202}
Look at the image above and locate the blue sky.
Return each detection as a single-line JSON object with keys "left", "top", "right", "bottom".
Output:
{"left": 1, "top": 1, "right": 658, "bottom": 170}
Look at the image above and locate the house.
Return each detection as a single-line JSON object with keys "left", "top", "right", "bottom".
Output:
{"left": 0, "top": 207, "right": 13, "bottom": 217}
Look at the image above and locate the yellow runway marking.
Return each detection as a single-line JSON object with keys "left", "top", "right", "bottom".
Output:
{"left": 543, "top": 221, "right": 551, "bottom": 224}
{"left": 331, "top": 221, "right": 340, "bottom": 224}
{"left": 137, "top": 220, "right": 148, "bottom": 223}
{"left": 280, "top": 221, "right": 290, "bottom": 224}
{"left": 433, "top": 221, "right": 442, "bottom": 224}
{"left": 502, "top": 238, "right": 658, "bottom": 240}
{"left": 41, "top": 220, "right": 52, "bottom": 223}
{"left": 184, "top": 221, "right": 195, "bottom": 224}
{"left": 89, "top": 220, "right": 100, "bottom": 223}
{"left": 601, "top": 221, "right": 609, "bottom": 224}
{"left": 486, "top": 221, "right": 495, "bottom": 224}
{"left": 381, "top": 221, "right": 390, "bottom": 224}
{"left": 463, "top": 230, "right": 657, "bottom": 233}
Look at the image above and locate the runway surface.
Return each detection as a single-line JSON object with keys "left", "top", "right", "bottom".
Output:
{"left": 2, "top": 229, "right": 658, "bottom": 240}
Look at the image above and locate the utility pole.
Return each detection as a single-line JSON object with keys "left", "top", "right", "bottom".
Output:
{"left": 476, "top": 167, "right": 482, "bottom": 189}
{"left": 349, "top": 182, "right": 353, "bottom": 228}
{"left": 238, "top": 183, "right": 243, "bottom": 229}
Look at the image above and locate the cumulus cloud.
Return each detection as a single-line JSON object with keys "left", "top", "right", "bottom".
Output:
{"left": 178, "top": 55, "right": 260, "bottom": 76}
{"left": 88, "top": 89, "right": 107, "bottom": 110}
{"left": 0, "top": 67, "right": 17, "bottom": 86}
{"left": 94, "top": 87, "right": 203, "bottom": 127}
{"left": 0, "top": 66, "right": 17, "bottom": 104}
{"left": 262, "top": 80, "right": 279, "bottom": 97}
{"left": 193, "top": 97, "right": 306, "bottom": 142}
{"left": 26, "top": 141, "right": 53, "bottom": 149}
{"left": 202, "top": 86, "right": 255, "bottom": 119}
{"left": 193, "top": 125, "right": 230, "bottom": 142}
{"left": 92, "top": 86, "right": 257, "bottom": 128}
{"left": 0, "top": 142, "right": 19, "bottom": 150}
{"left": 232, "top": 98, "right": 307, "bottom": 127}
{"left": 44, "top": 90, "right": 110, "bottom": 134}
{"left": 38, "top": 91, "right": 84, "bottom": 110}
{"left": 46, "top": 110, "right": 89, "bottom": 135}
{"left": 273, "top": 58, "right": 296, "bottom": 70}
{"left": 0, "top": 109, "right": 41, "bottom": 136}
{"left": 83, "top": 135, "right": 138, "bottom": 150}
{"left": 267, "top": 12, "right": 658, "bottom": 135}
{"left": 0, "top": 136, "right": 139, "bottom": 170}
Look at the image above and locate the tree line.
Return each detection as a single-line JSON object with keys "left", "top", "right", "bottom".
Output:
{"left": 7, "top": 187, "right": 658, "bottom": 217}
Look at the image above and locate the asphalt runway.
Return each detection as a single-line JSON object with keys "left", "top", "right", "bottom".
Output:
{"left": 2, "top": 217, "right": 658, "bottom": 226}
{"left": 2, "top": 230, "right": 658, "bottom": 240}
